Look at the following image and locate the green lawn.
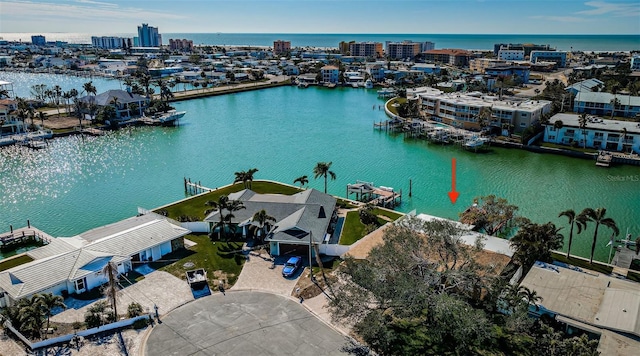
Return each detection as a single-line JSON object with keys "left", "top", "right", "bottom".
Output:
{"left": 551, "top": 252, "right": 614, "bottom": 275}
{"left": 0, "top": 254, "right": 34, "bottom": 272}
{"left": 339, "top": 208, "right": 403, "bottom": 245}
{"left": 540, "top": 142, "right": 599, "bottom": 154}
{"left": 386, "top": 97, "right": 407, "bottom": 116}
{"left": 157, "top": 181, "right": 302, "bottom": 221}
{"left": 156, "top": 234, "right": 245, "bottom": 286}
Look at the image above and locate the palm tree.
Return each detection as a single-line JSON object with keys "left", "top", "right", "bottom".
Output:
{"left": 476, "top": 106, "right": 492, "bottom": 132}
{"left": 53, "top": 85, "right": 63, "bottom": 118}
{"left": 102, "top": 261, "right": 119, "bottom": 321}
{"left": 293, "top": 175, "right": 309, "bottom": 189}
{"left": 313, "top": 161, "right": 336, "bottom": 194}
{"left": 578, "top": 113, "right": 588, "bottom": 149}
{"left": 205, "top": 195, "right": 245, "bottom": 240}
{"left": 37, "top": 111, "right": 47, "bottom": 128}
{"left": 559, "top": 209, "right": 587, "bottom": 259}
{"left": 110, "top": 97, "right": 120, "bottom": 118}
{"left": 517, "top": 286, "right": 543, "bottom": 310}
{"left": 620, "top": 127, "right": 628, "bottom": 152}
{"left": 18, "top": 295, "right": 45, "bottom": 339}
{"left": 37, "top": 293, "right": 66, "bottom": 339}
{"left": 245, "top": 168, "right": 258, "bottom": 189}
{"left": 579, "top": 208, "right": 620, "bottom": 264}
{"left": 234, "top": 171, "right": 247, "bottom": 188}
{"left": 609, "top": 97, "right": 620, "bottom": 119}
{"left": 82, "top": 81, "right": 97, "bottom": 97}
{"left": 0, "top": 88, "right": 9, "bottom": 99}
{"left": 252, "top": 209, "right": 276, "bottom": 241}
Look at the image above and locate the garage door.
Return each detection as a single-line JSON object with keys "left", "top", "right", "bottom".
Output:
{"left": 278, "top": 243, "right": 309, "bottom": 256}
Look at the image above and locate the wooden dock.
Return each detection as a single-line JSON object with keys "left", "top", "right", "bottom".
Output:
{"left": 0, "top": 225, "right": 53, "bottom": 250}
{"left": 346, "top": 180, "right": 402, "bottom": 208}
{"left": 78, "top": 127, "right": 106, "bottom": 136}
{"left": 184, "top": 177, "right": 214, "bottom": 195}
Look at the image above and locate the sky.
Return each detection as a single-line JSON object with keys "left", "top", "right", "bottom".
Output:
{"left": 0, "top": 0, "right": 639, "bottom": 35}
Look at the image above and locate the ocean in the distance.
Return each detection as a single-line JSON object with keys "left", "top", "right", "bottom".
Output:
{"left": 1, "top": 33, "right": 638, "bottom": 52}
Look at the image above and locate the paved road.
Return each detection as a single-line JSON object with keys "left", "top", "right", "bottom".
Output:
{"left": 145, "top": 291, "right": 348, "bottom": 356}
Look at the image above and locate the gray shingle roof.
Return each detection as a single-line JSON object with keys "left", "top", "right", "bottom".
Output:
{"left": 78, "top": 89, "right": 147, "bottom": 106}
{"left": 204, "top": 189, "right": 336, "bottom": 244}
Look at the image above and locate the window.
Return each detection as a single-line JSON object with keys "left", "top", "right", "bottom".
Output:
{"left": 548, "top": 135, "right": 556, "bottom": 140}
{"left": 75, "top": 278, "right": 85, "bottom": 291}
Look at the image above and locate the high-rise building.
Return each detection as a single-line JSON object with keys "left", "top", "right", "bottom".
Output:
{"left": 137, "top": 23, "right": 162, "bottom": 47}
{"left": 91, "top": 36, "right": 131, "bottom": 49}
{"left": 421, "top": 41, "right": 435, "bottom": 52}
{"left": 339, "top": 41, "right": 354, "bottom": 55}
{"left": 273, "top": 40, "right": 291, "bottom": 55}
{"left": 31, "top": 35, "right": 46, "bottom": 46}
{"left": 386, "top": 41, "right": 422, "bottom": 60}
{"left": 348, "top": 42, "right": 383, "bottom": 58}
{"left": 169, "top": 39, "right": 194, "bottom": 51}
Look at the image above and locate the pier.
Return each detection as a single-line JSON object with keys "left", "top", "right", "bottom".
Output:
{"left": 346, "top": 180, "right": 402, "bottom": 208}
{"left": 0, "top": 224, "right": 53, "bottom": 252}
{"left": 184, "top": 177, "right": 214, "bottom": 196}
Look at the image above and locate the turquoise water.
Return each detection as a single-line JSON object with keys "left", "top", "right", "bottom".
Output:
{"left": 1, "top": 33, "right": 638, "bottom": 51}
{"left": 1, "top": 74, "right": 639, "bottom": 262}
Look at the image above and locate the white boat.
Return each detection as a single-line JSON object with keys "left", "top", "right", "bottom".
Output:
{"left": 464, "top": 136, "right": 489, "bottom": 151}
{"left": 152, "top": 110, "right": 186, "bottom": 126}
{"left": 365, "top": 79, "right": 374, "bottom": 89}
{"left": 0, "top": 136, "right": 17, "bottom": 147}
{"left": 27, "top": 129, "right": 53, "bottom": 140}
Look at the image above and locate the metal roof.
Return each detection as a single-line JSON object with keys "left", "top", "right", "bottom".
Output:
{"left": 0, "top": 217, "right": 189, "bottom": 300}
{"left": 575, "top": 92, "right": 640, "bottom": 106}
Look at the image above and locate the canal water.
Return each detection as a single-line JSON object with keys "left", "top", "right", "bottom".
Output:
{"left": 1, "top": 72, "right": 639, "bottom": 262}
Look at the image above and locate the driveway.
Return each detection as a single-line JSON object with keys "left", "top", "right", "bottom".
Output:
{"left": 231, "top": 251, "right": 301, "bottom": 296}
{"left": 145, "top": 291, "right": 348, "bottom": 356}
{"left": 51, "top": 270, "right": 194, "bottom": 323}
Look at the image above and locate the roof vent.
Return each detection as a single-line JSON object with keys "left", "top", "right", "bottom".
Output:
{"left": 318, "top": 206, "right": 327, "bottom": 219}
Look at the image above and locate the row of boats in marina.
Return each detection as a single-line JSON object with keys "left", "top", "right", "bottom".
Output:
{"left": 0, "top": 129, "right": 53, "bottom": 149}
{"left": 376, "top": 119, "right": 491, "bottom": 152}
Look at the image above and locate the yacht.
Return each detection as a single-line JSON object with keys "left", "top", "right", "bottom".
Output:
{"left": 365, "top": 79, "right": 374, "bottom": 89}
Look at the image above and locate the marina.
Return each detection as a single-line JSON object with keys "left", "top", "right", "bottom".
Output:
{"left": 0, "top": 77, "right": 639, "bottom": 263}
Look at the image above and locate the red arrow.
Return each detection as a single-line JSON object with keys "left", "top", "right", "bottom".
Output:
{"left": 448, "top": 158, "right": 460, "bottom": 204}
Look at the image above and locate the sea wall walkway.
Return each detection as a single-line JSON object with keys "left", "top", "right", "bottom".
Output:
{"left": 158, "top": 75, "right": 291, "bottom": 102}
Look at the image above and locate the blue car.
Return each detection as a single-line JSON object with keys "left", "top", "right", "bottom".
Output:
{"left": 282, "top": 256, "right": 302, "bottom": 278}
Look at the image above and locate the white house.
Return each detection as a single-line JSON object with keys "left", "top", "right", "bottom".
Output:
{"left": 0, "top": 214, "right": 190, "bottom": 307}
{"left": 544, "top": 113, "right": 640, "bottom": 153}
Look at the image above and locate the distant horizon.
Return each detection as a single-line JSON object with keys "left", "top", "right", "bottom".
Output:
{"left": 1, "top": 0, "right": 638, "bottom": 35}
{"left": 2, "top": 32, "right": 639, "bottom": 36}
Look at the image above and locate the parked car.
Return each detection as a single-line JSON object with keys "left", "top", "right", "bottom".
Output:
{"left": 282, "top": 256, "right": 302, "bottom": 278}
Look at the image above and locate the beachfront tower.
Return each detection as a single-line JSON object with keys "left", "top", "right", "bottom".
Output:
{"left": 137, "top": 23, "right": 162, "bottom": 47}
{"left": 273, "top": 40, "right": 291, "bottom": 55}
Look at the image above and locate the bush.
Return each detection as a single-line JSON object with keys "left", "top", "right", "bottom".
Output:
{"left": 132, "top": 317, "right": 150, "bottom": 329}
{"left": 127, "top": 302, "right": 143, "bottom": 318}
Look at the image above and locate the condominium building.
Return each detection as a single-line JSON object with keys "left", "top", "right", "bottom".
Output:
{"left": 544, "top": 113, "right": 640, "bottom": 153}
{"left": 169, "top": 38, "right": 194, "bottom": 51}
{"left": 273, "top": 40, "right": 291, "bottom": 55}
{"left": 366, "top": 64, "right": 386, "bottom": 82}
{"left": 497, "top": 46, "right": 524, "bottom": 61}
{"left": 422, "top": 49, "right": 471, "bottom": 67}
{"left": 530, "top": 51, "right": 567, "bottom": 68}
{"left": 31, "top": 35, "right": 46, "bottom": 46}
{"left": 419, "top": 91, "right": 551, "bottom": 132}
{"left": 91, "top": 36, "right": 131, "bottom": 49}
{"left": 339, "top": 41, "right": 353, "bottom": 55}
{"left": 631, "top": 54, "right": 640, "bottom": 71}
{"left": 573, "top": 92, "right": 640, "bottom": 118}
{"left": 485, "top": 65, "right": 531, "bottom": 84}
{"left": 136, "top": 23, "right": 162, "bottom": 47}
{"left": 386, "top": 41, "right": 422, "bottom": 60}
{"left": 348, "top": 42, "right": 383, "bottom": 58}
{"left": 493, "top": 43, "right": 552, "bottom": 57}
{"left": 469, "top": 58, "right": 508, "bottom": 74}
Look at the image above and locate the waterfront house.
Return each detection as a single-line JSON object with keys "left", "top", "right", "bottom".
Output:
{"left": 544, "top": 113, "right": 640, "bottom": 153}
{"left": 320, "top": 65, "right": 340, "bottom": 84}
{"left": 204, "top": 189, "right": 337, "bottom": 257}
{"left": 78, "top": 89, "right": 149, "bottom": 119}
{"left": 366, "top": 64, "right": 386, "bottom": 82}
{"left": 410, "top": 63, "right": 441, "bottom": 74}
{"left": 573, "top": 92, "right": 640, "bottom": 119}
{"left": 519, "top": 262, "right": 640, "bottom": 354}
{"left": 0, "top": 214, "right": 190, "bottom": 307}
{"left": 0, "top": 99, "right": 26, "bottom": 136}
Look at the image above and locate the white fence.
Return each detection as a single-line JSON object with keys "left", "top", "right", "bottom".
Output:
{"left": 319, "top": 244, "right": 351, "bottom": 257}
{"left": 180, "top": 221, "right": 210, "bottom": 233}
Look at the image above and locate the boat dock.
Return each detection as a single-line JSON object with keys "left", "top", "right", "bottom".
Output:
{"left": 596, "top": 151, "right": 613, "bottom": 167}
{"left": 346, "top": 180, "right": 402, "bottom": 208}
{"left": 0, "top": 224, "right": 53, "bottom": 251}
{"left": 77, "top": 127, "right": 106, "bottom": 136}
{"left": 184, "top": 177, "right": 214, "bottom": 195}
